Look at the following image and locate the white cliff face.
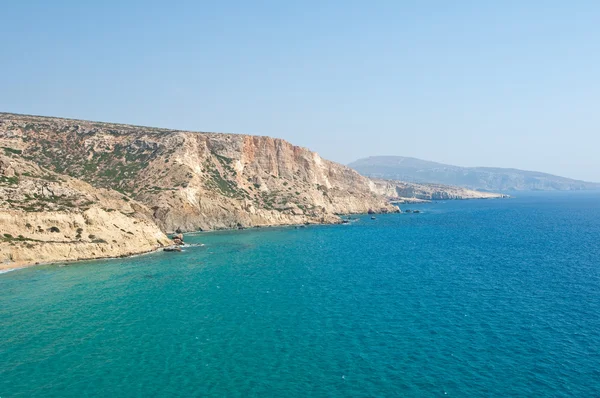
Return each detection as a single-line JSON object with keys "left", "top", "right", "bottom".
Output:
{"left": 0, "top": 113, "right": 398, "bottom": 233}
{"left": 370, "top": 179, "right": 506, "bottom": 202}
{"left": 0, "top": 207, "right": 170, "bottom": 270}
{"left": 0, "top": 154, "right": 171, "bottom": 270}
{"left": 137, "top": 133, "right": 398, "bottom": 232}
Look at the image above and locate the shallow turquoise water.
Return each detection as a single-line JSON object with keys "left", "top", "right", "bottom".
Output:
{"left": 2, "top": 192, "right": 600, "bottom": 397}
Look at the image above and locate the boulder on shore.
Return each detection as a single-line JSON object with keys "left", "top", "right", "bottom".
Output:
{"left": 171, "top": 233, "right": 184, "bottom": 246}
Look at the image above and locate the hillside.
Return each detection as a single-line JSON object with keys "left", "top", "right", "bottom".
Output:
{"left": 0, "top": 113, "right": 397, "bottom": 234}
{"left": 0, "top": 153, "right": 170, "bottom": 270}
{"left": 349, "top": 156, "right": 600, "bottom": 191}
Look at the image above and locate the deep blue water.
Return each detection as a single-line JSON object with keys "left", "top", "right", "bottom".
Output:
{"left": 2, "top": 192, "right": 600, "bottom": 397}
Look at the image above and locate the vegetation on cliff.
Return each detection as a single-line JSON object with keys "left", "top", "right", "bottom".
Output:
{"left": 0, "top": 113, "right": 397, "bottom": 233}
{"left": 0, "top": 152, "right": 170, "bottom": 269}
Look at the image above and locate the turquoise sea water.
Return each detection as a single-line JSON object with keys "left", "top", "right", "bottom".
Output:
{"left": 2, "top": 192, "right": 600, "bottom": 397}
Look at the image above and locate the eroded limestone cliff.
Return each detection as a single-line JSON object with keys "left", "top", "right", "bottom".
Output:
{"left": 0, "top": 154, "right": 171, "bottom": 270}
{"left": 370, "top": 178, "right": 506, "bottom": 202}
{"left": 0, "top": 113, "right": 397, "bottom": 233}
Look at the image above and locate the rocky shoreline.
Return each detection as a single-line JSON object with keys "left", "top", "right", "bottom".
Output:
{"left": 1, "top": 209, "right": 398, "bottom": 271}
{"left": 0, "top": 244, "right": 168, "bottom": 272}
{"left": 0, "top": 112, "right": 505, "bottom": 271}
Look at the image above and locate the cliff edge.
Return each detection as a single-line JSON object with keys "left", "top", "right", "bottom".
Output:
{"left": 0, "top": 113, "right": 397, "bottom": 233}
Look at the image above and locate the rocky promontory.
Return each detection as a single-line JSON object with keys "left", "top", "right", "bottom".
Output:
{"left": 0, "top": 112, "right": 401, "bottom": 268}
{"left": 0, "top": 113, "right": 397, "bottom": 233}
{"left": 370, "top": 178, "right": 507, "bottom": 202}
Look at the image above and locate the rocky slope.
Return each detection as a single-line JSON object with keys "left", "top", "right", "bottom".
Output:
{"left": 371, "top": 179, "right": 506, "bottom": 202}
{"left": 0, "top": 113, "right": 397, "bottom": 233}
{"left": 0, "top": 153, "right": 171, "bottom": 270}
{"left": 350, "top": 156, "right": 600, "bottom": 191}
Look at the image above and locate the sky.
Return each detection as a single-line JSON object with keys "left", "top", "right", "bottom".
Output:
{"left": 1, "top": 1, "right": 599, "bottom": 181}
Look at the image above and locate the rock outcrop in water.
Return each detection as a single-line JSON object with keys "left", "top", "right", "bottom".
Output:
{"left": 0, "top": 113, "right": 396, "bottom": 236}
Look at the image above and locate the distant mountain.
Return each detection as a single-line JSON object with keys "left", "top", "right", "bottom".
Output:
{"left": 348, "top": 156, "right": 600, "bottom": 191}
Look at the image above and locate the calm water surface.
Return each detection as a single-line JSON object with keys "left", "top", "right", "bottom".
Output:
{"left": 2, "top": 192, "right": 600, "bottom": 397}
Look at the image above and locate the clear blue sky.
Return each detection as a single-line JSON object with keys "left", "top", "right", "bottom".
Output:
{"left": 1, "top": 1, "right": 599, "bottom": 181}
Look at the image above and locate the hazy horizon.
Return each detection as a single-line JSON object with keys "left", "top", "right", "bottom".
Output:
{"left": 1, "top": 1, "right": 599, "bottom": 181}
{"left": 349, "top": 155, "right": 600, "bottom": 183}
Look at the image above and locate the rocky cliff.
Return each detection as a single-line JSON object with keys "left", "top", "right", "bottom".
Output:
{"left": 0, "top": 153, "right": 171, "bottom": 270}
{"left": 0, "top": 113, "right": 397, "bottom": 234}
{"left": 371, "top": 179, "right": 506, "bottom": 202}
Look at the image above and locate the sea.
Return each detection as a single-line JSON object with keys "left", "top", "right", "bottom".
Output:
{"left": 1, "top": 192, "right": 599, "bottom": 397}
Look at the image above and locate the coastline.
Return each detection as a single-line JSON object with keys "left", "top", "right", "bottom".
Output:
{"left": 0, "top": 210, "right": 386, "bottom": 273}
{"left": 1, "top": 199, "right": 510, "bottom": 273}
{"left": 390, "top": 194, "right": 510, "bottom": 204}
{"left": 4, "top": 191, "right": 599, "bottom": 396}
{"left": 0, "top": 244, "right": 168, "bottom": 273}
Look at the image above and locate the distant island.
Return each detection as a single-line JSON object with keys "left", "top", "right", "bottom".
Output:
{"left": 349, "top": 156, "right": 600, "bottom": 192}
